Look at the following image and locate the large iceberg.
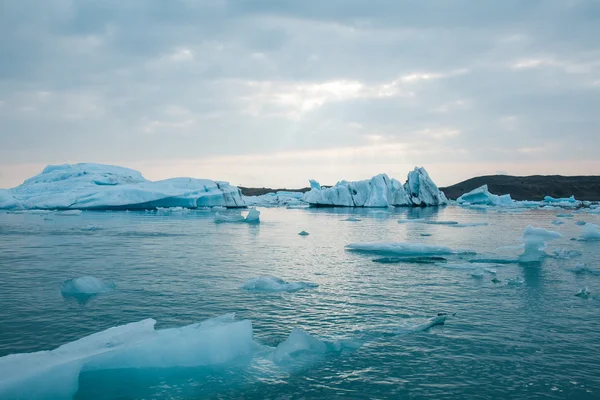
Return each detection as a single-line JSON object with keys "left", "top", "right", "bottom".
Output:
{"left": 302, "top": 167, "right": 447, "bottom": 207}
{"left": 456, "top": 185, "right": 513, "bottom": 206}
{"left": 0, "top": 163, "right": 246, "bottom": 210}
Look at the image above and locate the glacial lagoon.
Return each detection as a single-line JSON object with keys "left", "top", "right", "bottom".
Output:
{"left": 1, "top": 206, "right": 599, "bottom": 399}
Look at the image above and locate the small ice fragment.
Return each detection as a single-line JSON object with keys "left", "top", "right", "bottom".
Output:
{"left": 575, "top": 220, "right": 586, "bottom": 226}
{"left": 552, "top": 220, "right": 564, "bottom": 225}
{"left": 241, "top": 276, "right": 317, "bottom": 292}
{"left": 491, "top": 278, "right": 501, "bottom": 284}
{"left": 506, "top": 277, "right": 524, "bottom": 286}
{"left": 575, "top": 287, "right": 591, "bottom": 298}
{"left": 61, "top": 276, "right": 116, "bottom": 297}
{"left": 343, "top": 216, "right": 361, "bottom": 222}
{"left": 346, "top": 242, "right": 457, "bottom": 256}
{"left": 298, "top": 231, "right": 310, "bottom": 236}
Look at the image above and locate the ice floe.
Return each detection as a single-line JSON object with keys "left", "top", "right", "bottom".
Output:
{"left": 346, "top": 242, "right": 461, "bottom": 256}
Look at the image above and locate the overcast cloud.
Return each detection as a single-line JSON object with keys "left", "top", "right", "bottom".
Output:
{"left": 1, "top": 0, "right": 599, "bottom": 188}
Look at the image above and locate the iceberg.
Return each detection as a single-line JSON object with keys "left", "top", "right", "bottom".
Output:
{"left": 456, "top": 185, "right": 513, "bottom": 206}
{"left": 580, "top": 223, "right": 600, "bottom": 241}
{"left": 61, "top": 276, "right": 116, "bottom": 297}
{"left": 0, "top": 163, "right": 246, "bottom": 210}
{"left": 0, "top": 314, "right": 257, "bottom": 400}
{"left": 519, "top": 226, "right": 562, "bottom": 263}
{"left": 241, "top": 276, "right": 318, "bottom": 292}
{"left": 302, "top": 167, "right": 446, "bottom": 207}
{"left": 346, "top": 242, "right": 457, "bottom": 256}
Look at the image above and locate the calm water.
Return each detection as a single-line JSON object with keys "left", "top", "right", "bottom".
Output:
{"left": 1, "top": 206, "right": 600, "bottom": 399}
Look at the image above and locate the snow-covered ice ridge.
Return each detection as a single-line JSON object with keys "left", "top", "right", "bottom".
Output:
{"left": 0, "top": 163, "right": 246, "bottom": 210}
{"left": 302, "top": 167, "right": 448, "bottom": 207}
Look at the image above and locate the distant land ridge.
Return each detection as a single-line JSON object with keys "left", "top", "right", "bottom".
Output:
{"left": 240, "top": 175, "right": 600, "bottom": 201}
{"left": 440, "top": 174, "right": 600, "bottom": 201}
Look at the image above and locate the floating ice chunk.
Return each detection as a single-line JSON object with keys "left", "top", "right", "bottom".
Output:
{"left": 552, "top": 220, "right": 564, "bottom": 225}
{"left": 545, "top": 195, "right": 577, "bottom": 203}
{"left": 214, "top": 211, "right": 245, "bottom": 223}
{"left": 61, "top": 276, "right": 116, "bottom": 297}
{"left": 346, "top": 242, "right": 457, "bottom": 256}
{"left": 298, "top": 231, "right": 310, "bottom": 236}
{"left": 420, "top": 233, "right": 432, "bottom": 237}
{"left": 518, "top": 226, "right": 563, "bottom": 263}
{"left": 0, "top": 163, "right": 246, "bottom": 210}
{"left": 424, "top": 220, "right": 458, "bottom": 225}
{"left": 575, "top": 287, "right": 591, "bottom": 298}
{"left": 580, "top": 223, "right": 600, "bottom": 241}
{"left": 0, "top": 319, "right": 157, "bottom": 400}
{"left": 272, "top": 328, "right": 327, "bottom": 363}
{"left": 241, "top": 276, "right": 317, "bottom": 292}
{"left": 343, "top": 216, "right": 361, "bottom": 222}
{"left": 556, "top": 213, "right": 573, "bottom": 218}
{"left": 491, "top": 278, "right": 501, "bottom": 284}
{"left": 469, "top": 258, "right": 517, "bottom": 264}
{"left": 214, "top": 209, "right": 260, "bottom": 223}
{"left": 302, "top": 167, "right": 446, "bottom": 207}
{"left": 86, "top": 316, "right": 257, "bottom": 372}
{"left": 576, "top": 220, "right": 587, "bottom": 226}
{"left": 244, "top": 208, "right": 260, "bottom": 223}
{"left": 287, "top": 204, "right": 309, "bottom": 209}
{"left": 456, "top": 185, "right": 513, "bottom": 206}
{"left": 552, "top": 248, "right": 582, "bottom": 259}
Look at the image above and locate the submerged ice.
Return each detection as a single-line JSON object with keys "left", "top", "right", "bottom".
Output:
{"left": 241, "top": 276, "right": 318, "bottom": 292}
{"left": 302, "top": 167, "right": 447, "bottom": 207}
{"left": 0, "top": 163, "right": 246, "bottom": 210}
{"left": 60, "top": 276, "right": 115, "bottom": 297}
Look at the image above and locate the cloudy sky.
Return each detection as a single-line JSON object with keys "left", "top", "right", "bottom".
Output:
{"left": 1, "top": 0, "right": 599, "bottom": 189}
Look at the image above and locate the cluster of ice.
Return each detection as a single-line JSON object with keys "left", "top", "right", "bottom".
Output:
{"left": 243, "top": 191, "right": 306, "bottom": 208}
{"left": 580, "top": 223, "right": 600, "bottom": 241}
{"left": 456, "top": 185, "right": 513, "bottom": 206}
{"left": 214, "top": 209, "right": 260, "bottom": 223}
{"left": 0, "top": 314, "right": 257, "bottom": 400}
{"left": 241, "top": 276, "right": 318, "bottom": 292}
{"left": 60, "top": 276, "right": 116, "bottom": 297}
{"left": 0, "top": 163, "right": 246, "bottom": 210}
{"left": 346, "top": 242, "right": 457, "bottom": 256}
{"left": 302, "top": 167, "right": 447, "bottom": 207}
{"left": 519, "top": 226, "right": 563, "bottom": 263}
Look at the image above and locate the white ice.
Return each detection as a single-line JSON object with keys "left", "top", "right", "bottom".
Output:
{"left": 60, "top": 276, "right": 116, "bottom": 297}
{"left": 214, "top": 209, "right": 260, "bottom": 223}
{"left": 241, "top": 276, "right": 318, "bottom": 292}
{"left": 580, "top": 223, "right": 600, "bottom": 241}
{"left": 0, "top": 314, "right": 258, "bottom": 400}
{"left": 456, "top": 185, "right": 513, "bottom": 206}
{"left": 302, "top": 167, "right": 447, "bottom": 207}
{"left": 519, "top": 226, "right": 563, "bottom": 263}
{"left": 0, "top": 163, "right": 246, "bottom": 210}
{"left": 243, "top": 191, "right": 305, "bottom": 208}
{"left": 346, "top": 242, "right": 457, "bottom": 256}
